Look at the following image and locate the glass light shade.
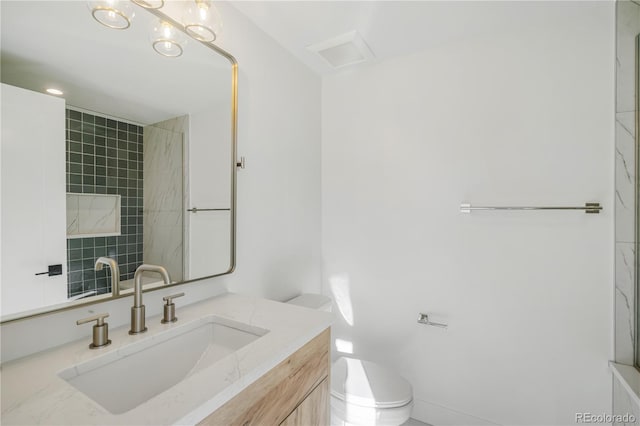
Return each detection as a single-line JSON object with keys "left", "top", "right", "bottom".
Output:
{"left": 87, "top": 1, "right": 135, "bottom": 30}
{"left": 131, "top": 0, "right": 164, "bottom": 9}
{"left": 182, "top": 0, "right": 220, "bottom": 42}
{"left": 151, "top": 20, "right": 185, "bottom": 58}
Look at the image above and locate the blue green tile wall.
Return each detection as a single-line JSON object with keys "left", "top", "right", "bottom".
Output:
{"left": 65, "top": 108, "right": 143, "bottom": 298}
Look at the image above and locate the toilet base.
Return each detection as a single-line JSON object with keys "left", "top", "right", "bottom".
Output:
{"left": 330, "top": 395, "right": 413, "bottom": 426}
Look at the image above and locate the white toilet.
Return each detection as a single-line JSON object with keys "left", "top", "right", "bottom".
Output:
{"left": 287, "top": 294, "right": 414, "bottom": 426}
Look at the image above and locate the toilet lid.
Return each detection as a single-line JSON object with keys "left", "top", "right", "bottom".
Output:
{"left": 331, "top": 357, "right": 413, "bottom": 409}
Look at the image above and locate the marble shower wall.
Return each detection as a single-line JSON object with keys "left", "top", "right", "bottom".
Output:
{"left": 614, "top": 2, "right": 640, "bottom": 425}
{"left": 143, "top": 116, "right": 188, "bottom": 282}
{"left": 614, "top": 373, "right": 640, "bottom": 424}
{"left": 615, "top": 0, "right": 639, "bottom": 366}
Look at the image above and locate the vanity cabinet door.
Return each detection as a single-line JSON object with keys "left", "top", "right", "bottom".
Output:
{"left": 280, "top": 378, "right": 329, "bottom": 426}
{"left": 199, "top": 328, "right": 330, "bottom": 426}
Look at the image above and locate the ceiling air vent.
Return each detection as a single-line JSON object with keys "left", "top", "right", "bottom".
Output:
{"left": 306, "top": 31, "right": 374, "bottom": 69}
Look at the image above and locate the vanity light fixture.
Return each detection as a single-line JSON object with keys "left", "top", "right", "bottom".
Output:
{"left": 182, "top": 0, "right": 220, "bottom": 42}
{"left": 131, "top": 0, "right": 164, "bottom": 9}
{"left": 151, "top": 20, "right": 185, "bottom": 58}
{"left": 87, "top": 0, "right": 135, "bottom": 30}
{"left": 87, "top": 0, "right": 222, "bottom": 57}
{"left": 46, "top": 88, "right": 64, "bottom": 96}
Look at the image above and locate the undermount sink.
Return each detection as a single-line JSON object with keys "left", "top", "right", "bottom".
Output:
{"left": 58, "top": 316, "right": 268, "bottom": 414}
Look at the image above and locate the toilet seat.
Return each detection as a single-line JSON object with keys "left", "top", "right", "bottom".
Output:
{"left": 330, "top": 395, "right": 413, "bottom": 426}
{"left": 331, "top": 357, "right": 413, "bottom": 409}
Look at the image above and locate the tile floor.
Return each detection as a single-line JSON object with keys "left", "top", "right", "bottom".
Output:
{"left": 403, "top": 418, "right": 430, "bottom": 426}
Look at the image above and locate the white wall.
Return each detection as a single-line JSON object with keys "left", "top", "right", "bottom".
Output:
{"left": 1, "top": 84, "right": 68, "bottom": 316}
{"left": 321, "top": 3, "right": 615, "bottom": 425}
{"left": 214, "top": 2, "right": 323, "bottom": 301}
{"left": 189, "top": 106, "right": 232, "bottom": 277}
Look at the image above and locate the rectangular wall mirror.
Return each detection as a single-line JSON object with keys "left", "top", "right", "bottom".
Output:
{"left": 0, "top": 1, "right": 237, "bottom": 322}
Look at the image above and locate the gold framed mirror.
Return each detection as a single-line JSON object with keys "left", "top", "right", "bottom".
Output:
{"left": 0, "top": 1, "right": 237, "bottom": 323}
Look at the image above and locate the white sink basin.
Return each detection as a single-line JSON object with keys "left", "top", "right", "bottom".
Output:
{"left": 59, "top": 316, "right": 268, "bottom": 414}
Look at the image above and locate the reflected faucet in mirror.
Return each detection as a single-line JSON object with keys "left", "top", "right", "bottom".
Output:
{"left": 94, "top": 257, "right": 120, "bottom": 297}
{"left": 130, "top": 264, "right": 172, "bottom": 335}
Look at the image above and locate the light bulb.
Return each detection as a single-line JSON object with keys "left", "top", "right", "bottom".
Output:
{"left": 199, "top": 4, "right": 208, "bottom": 20}
{"left": 150, "top": 20, "right": 185, "bottom": 58}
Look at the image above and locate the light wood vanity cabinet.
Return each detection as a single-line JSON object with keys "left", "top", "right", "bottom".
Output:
{"left": 199, "top": 328, "right": 330, "bottom": 426}
{"left": 281, "top": 378, "right": 329, "bottom": 426}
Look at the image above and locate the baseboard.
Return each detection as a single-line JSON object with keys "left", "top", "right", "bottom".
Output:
{"left": 411, "top": 398, "right": 499, "bottom": 426}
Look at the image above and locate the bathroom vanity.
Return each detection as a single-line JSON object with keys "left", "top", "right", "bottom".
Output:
{"left": 200, "top": 328, "right": 329, "bottom": 425}
{"left": 0, "top": 293, "right": 332, "bottom": 425}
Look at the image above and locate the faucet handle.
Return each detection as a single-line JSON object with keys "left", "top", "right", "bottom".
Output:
{"left": 77, "top": 313, "right": 112, "bottom": 349}
{"left": 163, "top": 292, "right": 185, "bottom": 303}
{"left": 77, "top": 312, "right": 109, "bottom": 325}
{"left": 161, "top": 293, "right": 185, "bottom": 324}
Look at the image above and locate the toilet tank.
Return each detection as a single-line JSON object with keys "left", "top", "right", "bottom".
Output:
{"left": 286, "top": 294, "right": 332, "bottom": 312}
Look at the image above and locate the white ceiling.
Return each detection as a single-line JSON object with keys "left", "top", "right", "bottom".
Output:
{"left": 228, "top": 0, "right": 589, "bottom": 75}
{"left": 0, "top": 1, "right": 596, "bottom": 120}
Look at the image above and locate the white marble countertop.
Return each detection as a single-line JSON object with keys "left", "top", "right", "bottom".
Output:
{"left": 0, "top": 292, "right": 332, "bottom": 425}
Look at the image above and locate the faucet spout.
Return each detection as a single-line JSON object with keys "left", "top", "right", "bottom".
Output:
{"left": 95, "top": 257, "right": 120, "bottom": 297}
{"left": 132, "top": 264, "right": 171, "bottom": 307}
{"left": 129, "top": 264, "right": 172, "bottom": 335}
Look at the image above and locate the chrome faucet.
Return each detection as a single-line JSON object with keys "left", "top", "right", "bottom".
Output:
{"left": 129, "top": 264, "right": 172, "bottom": 335}
{"left": 95, "top": 257, "right": 120, "bottom": 297}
